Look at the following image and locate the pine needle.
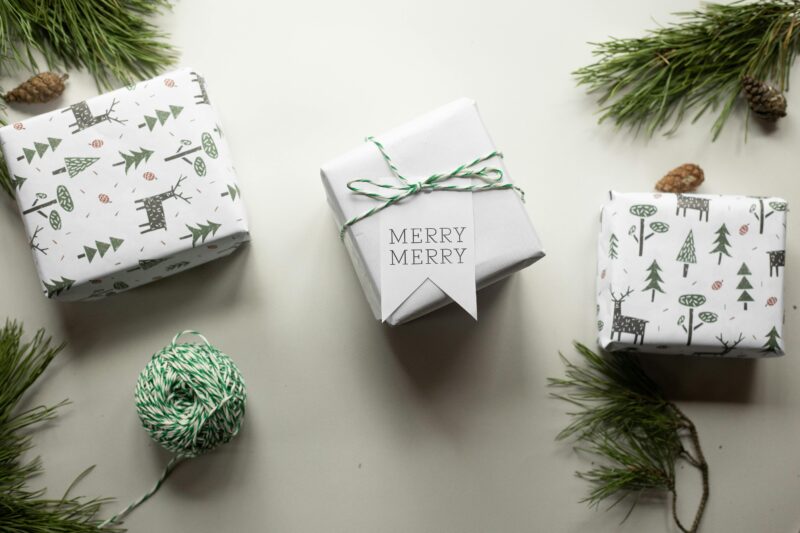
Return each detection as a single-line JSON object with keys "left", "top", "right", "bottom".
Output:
{"left": 574, "top": 1, "right": 800, "bottom": 139}
{"left": 0, "top": 0, "right": 177, "bottom": 91}
{"left": 549, "top": 343, "right": 709, "bottom": 533}
{"left": 0, "top": 320, "right": 122, "bottom": 532}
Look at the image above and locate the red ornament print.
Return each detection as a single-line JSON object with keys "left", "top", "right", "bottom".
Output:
{"left": 739, "top": 224, "right": 749, "bottom": 235}
{"left": 767, "top": 296, "right": 778, "bottom": 306}
{"left": 98, "top": 193, "right": 110, "bottom": 204}
{"left": 90, "top": 139, "right": 104, "bottom": 148}
{"left": 13, "top": 122, "right": 24, "bottom": 130}
{"left": 143, "top": 171, "right": 156, "bottom": 181}
{"left": 164, "top": 78, "right": 175, "bottom": 88}
{"left": 711, "top": 280, "right": 723, "bottom": 290}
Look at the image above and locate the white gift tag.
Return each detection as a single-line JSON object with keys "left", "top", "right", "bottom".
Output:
{"left": 380, "top": 187, "right": 477, "bottom": 321}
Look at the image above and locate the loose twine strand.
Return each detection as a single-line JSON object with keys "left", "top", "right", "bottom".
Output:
{"left": 339, "top": 137, "right": 524, "bottom": 239}
{"left": 100, "top": 331, "right": 246, "bottom": 528}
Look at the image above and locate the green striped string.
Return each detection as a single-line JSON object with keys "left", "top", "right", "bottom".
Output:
{"left": 100, "top": 331, "right": 246, "bottom": 528}
{"left": 339, "top": 136, "right": 524, "bottom": 239}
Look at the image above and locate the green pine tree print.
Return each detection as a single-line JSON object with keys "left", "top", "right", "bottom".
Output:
{"left": 676, "top": 230, "right": 697, "bottom": 278}
{"left": 180, "top": 220, "right": 221, "bottom": 247}
{"left": 709, "top": 224, "right": 732, "bottom": 264}
{"left": 113, "top": 147, "right": 154, "bottom": 173}
{"left": 77, "top": 236, "right": 124, "bottom": 263}
{"left": 17, "top": 137, "right": 61, "bottom": 163}
{"left": 221, "top": 184, "right": 241, "bottom": 201}
{"left": 608, "top": 233, "right": 619, "bottom": 259}
{"left": 642, "top": 260, "right": 665, "bottom": 301}
{"left": 11, "top": 175, "right": 26, "bottom": 190}
{"left": 43, "top": 277, "right": 74, "bottom": 298}
{"left": 53, "top": 157, "right": 100, "bottom": 178}
{"left": 762, "top": 326, "right": 781, "bottom": 353}
{"left": 737, "top": 262, "right": 754, "bottom": 310}
{"left": 139, "top": 105, "right": 183, "bottom": 130}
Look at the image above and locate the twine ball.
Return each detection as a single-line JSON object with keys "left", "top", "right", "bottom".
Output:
{"left": 135, "top": 331, "right": 246, "bottom": 458}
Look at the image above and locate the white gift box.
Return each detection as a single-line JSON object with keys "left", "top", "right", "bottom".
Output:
{"left": 597, "top": 191, "right": 787, "bottom": 357}
{"left": 0, "top": 68, "right": 249, "bottom": 301}
{"left": 320, "top": 99, "right": 545, "bottom": 325}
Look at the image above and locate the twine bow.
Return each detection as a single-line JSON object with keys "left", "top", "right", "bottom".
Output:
{"left": 339, "top": 137, "right": 524, "bottom": 238}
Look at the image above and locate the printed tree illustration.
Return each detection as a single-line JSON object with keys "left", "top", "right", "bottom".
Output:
{"left": 164, "top": 132, "right": 218, "bottom": 177}
{"left": 127, "top": 258, "right": 170, "bottom": 272}
{"left": 22, "top": 185, "right": 73, "bottom": 216}
{"left": 709, "top": 224, "right": 732, "bottom": 264}
{"left": 191, "top": 71, "right": 210, "bottom": 105}
{"left": 17, "top": 137, "right": 61, "bottom": 163}
{"left": 113, "top": 147, "right": 154, "bottom": 173}
{"left": 181, "top": 220, "right": 221, "bottom": 247}
{"left": 22, "top": 185, "right": 74, "bottom": 230}
{"left": 608, "top": 233, "right": 619, "bottom": 260}
{"left": 77, "top": 236, "right": 124, "bottom": 263}
{"left": 221, "top": 184, "right": 241, "bottom": 201}
{"left": 642, "top": 260, "right": 665, "bottom": 302}
{"left": 10, "top": 175, "right": 26, "bottom": 190}
{"left": 43, "top": 277, "right": 74, "bottom": 298}
{"left": 762, "top": 326, "right": 781, "bottom": 353}
{"left": 677, "top": 294, "right": 718, "bottom": 346}
{"left": 751, "top": 198, "right": 788, "bottom": 234}
{"left": 736, "top": 262, "right": 754, "bottom": 310}
{"left": 676, "top": 230, "right": 697, "bottom": 278}
{"left": 138, "top": 104, "right": 183, "bottom": 131}
{"left": 628, "top": 204, "right": 669, "bottom": 256}
{"left": 53, "top": 156, "right": 99, "bottom": 177}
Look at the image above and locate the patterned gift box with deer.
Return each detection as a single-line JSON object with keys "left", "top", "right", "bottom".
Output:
{"left": 0, "top": 68, "right": 249, "bottom": 301}
{"left": 597, "top": 191, "right": 786, "bottom": 357}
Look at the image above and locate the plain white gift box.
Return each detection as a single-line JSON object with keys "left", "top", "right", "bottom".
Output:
{"left": 320, "top": 98, "right": 545, "bottom": 325}
{"left": 0, "top": 68, "right": 249, "bottom": 300}
{"left": 597, "top": 191, "right": 787, "bottom": 357}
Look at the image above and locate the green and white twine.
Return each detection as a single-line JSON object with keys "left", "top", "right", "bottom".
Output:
{"left": 339, "top": 136, "right": 524, "bottom": 238}
{"left": 101, "top": 331, "right": 246, "bottom": 527}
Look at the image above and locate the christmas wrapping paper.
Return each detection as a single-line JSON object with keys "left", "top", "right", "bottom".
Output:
{"left": 0, "top": 68, "right": 249, "bottom": 301}
{"left": 597, "top": 191, "right": 787, "bottom": 357}
{"left": 321, "top": 98, "right": 544, "bottom": 325}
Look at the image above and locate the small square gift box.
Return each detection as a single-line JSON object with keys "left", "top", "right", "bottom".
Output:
{"left": 0, "top": 68, "right": 249, "bottom": 300}
{"left": 597, "top": 191, "right": 787, "bottom": 357}
{"left": 321, "top": 99, "right": 544, "bottom": 325}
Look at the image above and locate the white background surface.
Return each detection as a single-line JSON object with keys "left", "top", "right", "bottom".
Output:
{"left": 1, "top": 1, "right": 798, "bottom": 531}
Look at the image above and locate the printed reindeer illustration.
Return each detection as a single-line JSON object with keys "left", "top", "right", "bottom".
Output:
{"left": 676, "top": 193, "right": 709, "bottom": 221}
{"left": 768, "top": 250, "right": 785, "bottom": 277}
{"left": 135, "top": 175, "right": 191, "bottom": 234}
{"left": 190, "top": 71, "right": 210, "bottom": 105}
{"left": 62, "top": 98, "right": 126, "bottom": 134}
{"left": 610, "top": 287, "right": 648, "bottom": 345}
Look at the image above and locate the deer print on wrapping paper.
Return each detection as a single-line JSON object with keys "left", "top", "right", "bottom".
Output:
{"left": 61, "top": 98, "right": 127, "bottom": 134}
{"left": 190, "top": 71, "right": 210, "bottom": 105}
{"left": 768, "top": 250, "right": 785, "bottom": 277}
{"left": 676, "top": 193, "right": 709, "bottom": 221}
{"left": 610, "top": 287, "right": 648, "bottom": 345}
{"left": 135, "top": 175, "right": 191, "bottom": 234}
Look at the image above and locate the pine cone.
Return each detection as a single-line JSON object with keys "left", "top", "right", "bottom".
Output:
{"left": 4, "top": 72, "right": 68, "bottom": 104}
{"left": 742, "top": 75, "right": 786, "bottom": 121}
{"left": 655, "top": 163, "right": 704, "bottom": 193}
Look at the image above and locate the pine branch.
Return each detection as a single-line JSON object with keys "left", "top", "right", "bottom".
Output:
{"left": 574, "top": 1, "right": 800, "bottom": 139}
{"left": 0, "top": 320, "right": 122, "bottom": 532}
{"left": 549, "top": 343, "right": 709, "bottom": 533}
{"left": 0, "top": 1, "right": 177, "bottom": 90}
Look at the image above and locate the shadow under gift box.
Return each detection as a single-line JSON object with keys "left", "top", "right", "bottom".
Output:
{"left": 0, "top": 68, "right": 250, "bottom": 301}
{"left": 597, "top": 191, "right": 787, "bottom": 357}
{"left": 320, "top": 98, "right": 545, "bottom": 326}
